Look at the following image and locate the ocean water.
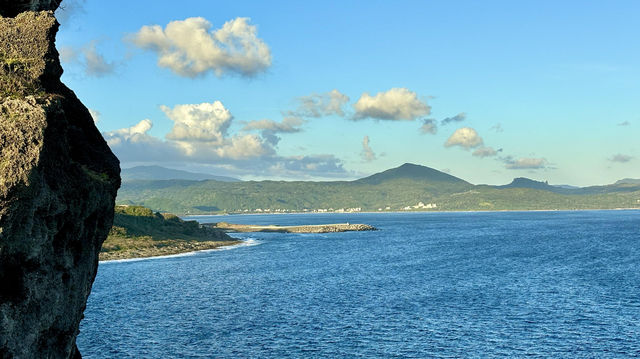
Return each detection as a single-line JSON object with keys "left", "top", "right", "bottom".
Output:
{"left": 78, "top": 211, "right": 640, "bottom": 358}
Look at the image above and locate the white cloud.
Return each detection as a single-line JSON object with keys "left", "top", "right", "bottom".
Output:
{"left": 353, "top": 88, "right": 430, "bottom": 121}
{"left": 212, "top": 134, "right": 274, "bottom": 159}
{"left": 609, "top": 154, "right": 634, "bottom": 163}
{"left": 129, "top": 17, "right": 271, "bottom": 78}
{"left": 419, "top": 119, "right": 437, "bottom": 134}
{"left": 444, "top": 127, "right": 484, "bottom": 149}
{"left": 104, "top": 119, "right": 154, "bottom": 147}
{"left": 163, "top": 101, "right": 233, "bottom": 144}
{"left": 89, "top": 109, "right": 100, "bottom": 124}
{"left": 472, "top": 146, "right": 498, "bottom": 158}
{"left": 504, "top": 157, "right": 548, "bottom": 170}
{"left": 361, "top": 136, "right": 376, "bottom": 162}
{"left": 242, "top": 117, "right": 304, "bottom": 146}
{"left": 617, "top": 121, "right": 631, "bottom": 127}
{"left": 243, "top": 117, "right": 303, "bottom": 133}
{"left": 289, "top": 89, "right": 350, "bottom": 117}
{"left": 103, "top": 100, "right": 349, "bottom": 179}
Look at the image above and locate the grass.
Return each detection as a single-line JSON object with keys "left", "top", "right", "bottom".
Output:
{"left": 100, "top": 205, "right": 240, "bottom": 261}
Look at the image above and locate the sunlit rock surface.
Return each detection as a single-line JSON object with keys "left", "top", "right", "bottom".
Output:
{"left": 0, "top": 8, "right": 120, "bottom": 359}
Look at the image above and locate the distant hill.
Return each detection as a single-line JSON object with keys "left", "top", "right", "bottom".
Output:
{"left": 499, "top": 177, "right": 553, "bottom": 190}
{"left": 122, "top": 165, "right": 240, "bottom": 182}
{"left": 116, "top": 163, "right": 640, "bottom": 214}
{"left": 615, "top": 178, "right": 640, "bottom": 185}
{"left": 356, "top": 163, "right": 468, "bottom": 185}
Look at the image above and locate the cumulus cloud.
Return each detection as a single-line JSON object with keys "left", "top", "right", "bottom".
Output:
{"left": 609, "top": 154, "right": 634, "bottom": 163}
{"left": 444, "top": 127, "right": 484, "bottom": 149}
{"left": 617, "top": 121, "right": 630, "bottom": 126}
{"left": 361, "top": 136, "right": 376, "bottom": 162}
{"left": 441, "top": 112, "right": 466, "bottom": 126}
{"left": 287, "top": 90, "right": 350, "bottom": 118}
{"left": 503, "top": 157, "right": 548, "bottom": 170}
{"left": 104, "top": 100, "right": 350, "bottom": 179}
{"left": 472, "top": 146, "right": 498, "bottom": 158}
{"left": 353, "top": 88, "right": 430, "bottom": 121}
{"left": 59, "top": 41, "right": 116, "bottom": 77}
{"left": 129, "top": 17, "right": 271, "bottom": 78}
{"left": 419, "top": 119, "right": 437, "bottom": 134}
{"left": 242, "top": 117, "right": 304, "bottom": 146}
{"left": 162, "top": 101, "right": 233, "bottom": 144}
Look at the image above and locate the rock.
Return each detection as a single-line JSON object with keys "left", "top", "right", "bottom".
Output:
{"left": 0, "top": 0, "right": 61, "bottom": 17}
{"left": 0, "top": 9, "right": 120, "bottom": 359}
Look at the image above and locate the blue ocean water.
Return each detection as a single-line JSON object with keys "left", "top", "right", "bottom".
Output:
{"left": 78, "top": 211, "right": 640, "bottom": 358}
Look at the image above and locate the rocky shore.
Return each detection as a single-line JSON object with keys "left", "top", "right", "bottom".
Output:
{"left": 99, "top": 237, "right": 241, "bottom": 261}
{"left": 207, "top": 222, "right": 378, "bottom": 233}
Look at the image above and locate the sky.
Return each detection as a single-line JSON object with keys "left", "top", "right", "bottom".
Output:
{"left": 55, "top": 0, "right": 640, "bottom": 186}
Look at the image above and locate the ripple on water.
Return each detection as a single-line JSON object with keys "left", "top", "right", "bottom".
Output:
{"left": 79, "top": 210, "right": 640, "bottom": 358}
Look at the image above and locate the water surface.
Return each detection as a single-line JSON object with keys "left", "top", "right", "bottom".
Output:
{"left": 78, "top": 210, "right": 640, "bottom": 358}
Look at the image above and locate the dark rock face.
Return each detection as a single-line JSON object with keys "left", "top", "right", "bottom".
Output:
{"left": 0, "top": 10, "right": 120, "bottom": 359}
{"left": 0, "top": 0, "right": 61, "bottom": 17}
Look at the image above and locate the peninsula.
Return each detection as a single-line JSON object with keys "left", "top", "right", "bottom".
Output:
{"left": 208, "top": 222, "right": 377, "bottom": 233}
{"left": 100, "top": 206, "right": 240, "bottom": 261}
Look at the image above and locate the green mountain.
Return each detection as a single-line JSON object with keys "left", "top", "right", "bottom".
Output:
{"left": 122, "top": 165, "right": 240, "bottom": 182}
{"left": 116, "top": 163, "right": 640, "bottom": 214}
{"left": 356, "top": 163, "right": 468, "bottom": 185}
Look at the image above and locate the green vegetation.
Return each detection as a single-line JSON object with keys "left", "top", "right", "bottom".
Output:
{"left": 101, "top": 205, "right": 239, "bottom": 261}
{"left": 0, "top": 53, "right": 43, "bottom": 98}
{"left": 115, "top": 164, "right": 640, "bottom": 215}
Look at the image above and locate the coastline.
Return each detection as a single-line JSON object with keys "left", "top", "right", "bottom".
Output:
{"left": 99, "top": 239, "right": 259, "bottom": 264}
{"left": 183, "top": 207, "right": 640, "bottom": 218}
{"left": 99, "top": 238, "right": 243, "bottom": 262}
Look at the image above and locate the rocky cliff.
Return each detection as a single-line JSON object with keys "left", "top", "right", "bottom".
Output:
{"left": 0, "top": 2, "right": 120, "bottom": 358}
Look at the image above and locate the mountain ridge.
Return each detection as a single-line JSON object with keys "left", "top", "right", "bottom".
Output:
{"left": 122, "top": 165, "right": 240, "bottom": 182}
{"left": 116, "top": 163, "right": 640, "bottom": 215}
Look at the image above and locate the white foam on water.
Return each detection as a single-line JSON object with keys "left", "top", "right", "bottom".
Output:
{"left": 99, "top": 238, "right": 261, "bottom": 264}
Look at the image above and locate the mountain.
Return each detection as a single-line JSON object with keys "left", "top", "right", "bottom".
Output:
{"left": 499, "top": 177, "right": 553, "bottom": 190}
{"left": 122, "top": 166, "right": 240, "bottom": 182}
{"left": 615, "top": 178, "right": 640, "bottom": 185}
{"left": 116, "top": 163, "right": 640, "bottom": 214}
{"left": 356, "top": 163, "right": 468, "bottom": 185}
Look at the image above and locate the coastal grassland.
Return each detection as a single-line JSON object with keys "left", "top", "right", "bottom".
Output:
{"left": 101, "top": 205, "right": 240, "bottom": 261}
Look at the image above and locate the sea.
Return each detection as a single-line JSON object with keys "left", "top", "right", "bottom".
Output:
{"left": 77, "top": 210, "right": 640, "bottom": 358}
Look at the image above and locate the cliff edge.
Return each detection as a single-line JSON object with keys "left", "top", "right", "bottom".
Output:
{"left": 0, "top": 2, "right": 120, "bottom": 358}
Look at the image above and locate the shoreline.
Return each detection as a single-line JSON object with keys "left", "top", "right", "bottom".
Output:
{"left": 207, "top": 222, "right": 377, "bottom": 233}
{"left": 183, "top": 207, "right": 640, "bottom": 218}
{"left": 99, "top": 238, "right": 258, "bottom": 263}
{"left": 98, "top": 238, "right": 244, "bottom": 262}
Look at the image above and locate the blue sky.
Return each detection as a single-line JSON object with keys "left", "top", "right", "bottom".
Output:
{"left": 56, "top": 0, "right": 639, "bottom": 185}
